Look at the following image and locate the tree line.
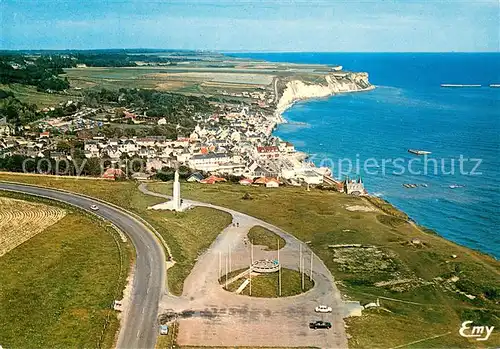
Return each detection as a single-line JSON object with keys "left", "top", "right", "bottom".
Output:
{"left": 0, "top": 152, "right": 147, "bottom": 178}
{"left": 0, "top": 89, "right": 80, "bottom": 126}
{"left": 84, "top": 87, "right": 214, "bottom": 130}
{"left": 0, "top": 56, "right": 70, "bottom": 92}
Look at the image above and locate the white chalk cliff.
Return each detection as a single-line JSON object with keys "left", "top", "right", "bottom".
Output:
{"left": 275, "top": 72, "right": 374, "bottom": 120}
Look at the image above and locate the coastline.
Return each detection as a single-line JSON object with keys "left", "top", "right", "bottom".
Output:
{"left": 273, "top": 74, "right": 375, "bottom": 125}
{"left": 274, "top": 84, "right": 376, "bottom": 125}
{"left": 268, "top": 72, "right": 499, "bottom": 260}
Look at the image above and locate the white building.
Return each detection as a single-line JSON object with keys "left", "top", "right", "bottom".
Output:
{"left": 146, "top": 159, "right": 165, "bottom": 173}
{"left": 84, "top": 140, "right": 100, "bottom": 157}
{"left": 256, "top": 146, "right": 280, "bottom": 159}
{"left": 189, "top": 153, "right": 231, "bottom": 171}
{"left": 297, "top": 170, "right": 324, "bottom": 185}
{"left": 279, "top": 141, "right": 295, "bottom": 153}
{"left": 117, "top": 140, "right": 138, "bottom": 154}
{"left": 0, "top": 118, "right": 13, "bottom": 136}
{"left": 344, "top": 177, "right": 366, "bottom": 196}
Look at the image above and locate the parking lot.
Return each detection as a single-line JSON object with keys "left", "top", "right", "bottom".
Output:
{"left": 160, "top": 212, "right": 350, "bottom": 348}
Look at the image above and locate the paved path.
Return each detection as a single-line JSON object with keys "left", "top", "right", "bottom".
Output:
{"left": 139, "top": 183, "right": 349, "bottom": 348}
{"left": 0, "top": 182, "right": 166, "bottom": 349}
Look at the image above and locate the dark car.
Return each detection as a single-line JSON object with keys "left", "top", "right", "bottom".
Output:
{"left": 309, "top": 320, "right": 332, "bottom": 329}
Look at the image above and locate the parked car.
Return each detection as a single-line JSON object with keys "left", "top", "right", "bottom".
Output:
{"left": 315, "top": 305, "right": 332, "bottom": 313}
{"left": 159, "top": 324, "right": 169, "bottom": 335}
{"left": 309, "top": 321, "right": 332, "bottom": 329}
{"left": 90, "top": 204, "right": 99, "bottom": 211}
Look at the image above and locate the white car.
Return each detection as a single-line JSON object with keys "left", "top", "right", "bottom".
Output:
{"left": 90, "top": 204, "right": 99, "bottom": 211}
{"left": 315, "top": 305, "right": 332, "bottom": 313}
{"left": 159, "top": 325, "right": 169, "bottom": 335}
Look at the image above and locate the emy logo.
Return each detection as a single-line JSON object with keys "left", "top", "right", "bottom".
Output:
{"left": 459, "top": 321, "right": 495, "bottom": 341}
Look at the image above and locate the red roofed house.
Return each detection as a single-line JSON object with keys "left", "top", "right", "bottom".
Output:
{"left": 253, "top": 177, "right": 280, "bottom": 188}
{"left": 265, "top": 178, "right": 280, "bottom": 188}
{"left": 256, "top": 146, "right": 280, "bottom": 159}
{"left": 200, "top": 175, "right": 227, "bottom": 185}
{"left": 102, "top": 168, "right": 125, "bottom": 180}
{"left": 239, "top": 178, "right": 254, "bottom": 186}
{"left": 336, "top": 180, "right": 344, "bottom": 192}
{"left": 123, "top": 111, "right": 137, "bottom": 119}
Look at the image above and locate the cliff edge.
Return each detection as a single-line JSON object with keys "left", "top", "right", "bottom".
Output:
{"left": 275, "top": 72, "right": 374, "bottom": 120}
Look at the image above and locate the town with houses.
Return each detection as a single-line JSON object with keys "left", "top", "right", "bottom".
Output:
{"left": 0, "top": 86, "right": 366, "bottom": 195}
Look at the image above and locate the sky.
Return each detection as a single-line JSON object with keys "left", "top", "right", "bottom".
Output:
{"left": 1, "top": 0, "right": 499, "bottom": 52}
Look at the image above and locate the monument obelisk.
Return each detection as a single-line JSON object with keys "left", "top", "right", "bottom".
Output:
{"left": 172, "top": 170, "right": 181, "bottom": 210}
{"left": 147, "top": 168, "right": 190, "bottom": 212}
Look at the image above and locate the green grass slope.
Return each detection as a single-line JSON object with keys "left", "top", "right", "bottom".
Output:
{"left": 0, "top": 193, "right": 131, "bottom": 348}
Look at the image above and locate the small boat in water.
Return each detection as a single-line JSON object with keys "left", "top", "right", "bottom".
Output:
{"left": 403, "top": 183, "right": 419, "bottom": 188}
{"left": 408, "top": 149, "right": 432, "bottom": 155}
{"left": 449, "top": 184, "right": 464, "bottom": 189}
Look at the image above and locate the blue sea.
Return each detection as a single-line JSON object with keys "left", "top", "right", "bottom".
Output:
{"left": 230, "top": 52, "right": 500, "bottom": 259}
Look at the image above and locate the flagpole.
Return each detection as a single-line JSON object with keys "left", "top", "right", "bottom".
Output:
{"left": 225, "top": 254, "right": 228, "bottom": 289}
{"left": 219, "top": 251, "right": 221, "bottom": 280}
{"left": 229, "top": 244, "right": 232, "bottom": 274}
{"left": 302, "top": 256, "right": 305, "bottom": 290}
{"left": 278, "top": 238, "right": 281, "bottom": 297}
{"left": 299, "top": 244, "right": 303, "bottom": 290}
{"left": 250, "top": 239, "right": 253, "bottom": 296}
{"left": 310, "top": 250, "right": 313, "bottom": 281}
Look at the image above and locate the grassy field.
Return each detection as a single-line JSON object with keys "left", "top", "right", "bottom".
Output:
{"left": 157, "top": 343, "right": 317, "bottom": 349}
{"left": 173, "top": 347, "right": 317, "bottom": 349}
{"left": 223, "top": 268, "right": 314, "bottom": 298}
{"left": 0, "top": 196, "right": 66, "bottom": 256}
{"left": 0, "top": 83, "right": 78, "bottom": 108}
{"left": 64, "top": 66, "right": 277, "bottom": 99}
{"left": 247, "top": 225, "right": 286, "bottom": 251}
{"left": 0, "top": 173, "right": 232, "bottom": 296}
{"left": 1, "top": 174, "right": 498, "bottom": 348}
{"left": 163, "top": 207, "right": 232, "bottom": 295}
{"left": 0, "top": 191, "right": 131, "bottom": 348}
{"left": 62, "top": 63, "right": 329, "bottom": 98}
{"left": 146, "top": 181, "right": 500, "bottom": 349}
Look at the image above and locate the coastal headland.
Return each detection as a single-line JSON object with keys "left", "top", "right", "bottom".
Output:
{"left": 274, "top": 71, "right": 374, "bottom": 122}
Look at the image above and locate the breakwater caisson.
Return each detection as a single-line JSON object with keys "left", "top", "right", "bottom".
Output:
{"left": 441, "top": 84, "right": 481, "bottom": 88}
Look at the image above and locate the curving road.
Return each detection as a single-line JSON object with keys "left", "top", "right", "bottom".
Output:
{"left": 0, "top": 182, "right": 165, "bottom": 349}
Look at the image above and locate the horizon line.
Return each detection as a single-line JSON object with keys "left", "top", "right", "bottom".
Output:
{"left": 0, "top": 48, "right": 499, "bottom": 54}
